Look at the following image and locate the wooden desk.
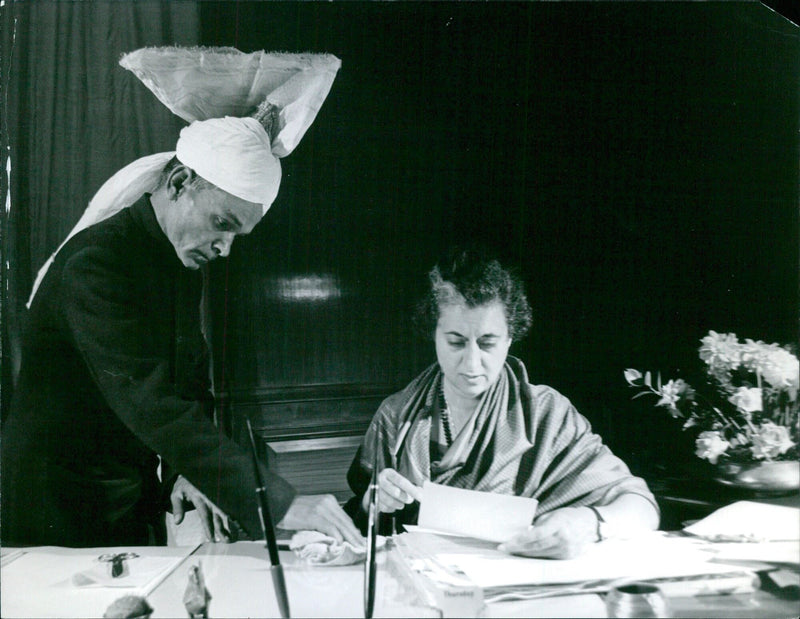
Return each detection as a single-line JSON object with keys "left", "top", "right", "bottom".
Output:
{"left": 2, "top": 541, "right": 798, "bottom": 618}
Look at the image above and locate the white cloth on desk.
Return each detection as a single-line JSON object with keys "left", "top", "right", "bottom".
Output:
{"left": 289, "top": 530, "right": 385, "bottom": 566}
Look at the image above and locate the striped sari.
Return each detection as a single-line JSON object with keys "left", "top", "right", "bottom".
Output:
{"left": 345, "top": 356, "right": 657, "bottom": 532}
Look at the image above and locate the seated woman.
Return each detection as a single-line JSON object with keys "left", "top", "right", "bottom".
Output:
{"left": 345, "top": 248, "right": 659, "bottom": 558}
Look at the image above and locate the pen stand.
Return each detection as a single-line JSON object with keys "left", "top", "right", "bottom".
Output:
{"left": 97, "top": 553, "right": 139, "bottom": 579}
{"left": 605, "top": 582, "right": 671, "bottom": 618}
{"left": 104, "top": 561, "right": 130, "bottom": 579}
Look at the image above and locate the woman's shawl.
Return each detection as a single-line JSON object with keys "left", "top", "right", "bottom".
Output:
{"left": 347, "top": 356, "right": 656, "bottom": 524}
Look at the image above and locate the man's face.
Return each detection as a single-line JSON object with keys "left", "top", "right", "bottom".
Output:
{"left": 162, "top": 178, "right": 263, "bottom": 269}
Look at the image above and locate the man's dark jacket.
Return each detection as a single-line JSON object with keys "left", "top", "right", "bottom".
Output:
{"left": 1, "top": 196, "right": 294, "bottom": 547}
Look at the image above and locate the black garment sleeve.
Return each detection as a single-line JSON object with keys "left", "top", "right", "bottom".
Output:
{"left": 60, "top": 246, "right": 295, "bottom": 539}
{"left": 344, "top": 445, "right": 405, "bottom": 535}
{"left": 344, "top": 446, "right": 369, "bottom": 533}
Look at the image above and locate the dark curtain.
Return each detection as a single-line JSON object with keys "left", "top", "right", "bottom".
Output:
{"left": 1, "top": 1, "right": 200, "bottom": 420}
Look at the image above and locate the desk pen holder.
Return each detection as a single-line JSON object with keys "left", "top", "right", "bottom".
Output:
{"left": 97, "top": 553, "right": 138, "bottom": 579}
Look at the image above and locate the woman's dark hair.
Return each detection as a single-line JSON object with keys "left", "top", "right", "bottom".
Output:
{"left": 413, "top": 247, "right": 532, "bottom": 341}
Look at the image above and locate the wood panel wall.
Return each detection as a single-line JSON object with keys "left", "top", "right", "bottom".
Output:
{"left": 201, "top": 2, "right": 799, "bottom": 495}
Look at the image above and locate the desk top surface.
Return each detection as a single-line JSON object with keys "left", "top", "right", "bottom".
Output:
{"left": 1, "top": 541, "right": 798, "bottom": 619}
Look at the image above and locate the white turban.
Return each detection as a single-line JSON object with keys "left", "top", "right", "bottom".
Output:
{"left": 28, "top": 47, "right": 341, "bottom": 306}
{"left": 126, "top": 47, "right": 342, "bottom": 213}
{"left": 176, "top": 116, "right": 281, "bottom": 213}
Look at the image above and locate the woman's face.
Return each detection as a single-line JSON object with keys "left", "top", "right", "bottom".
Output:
{"left": 435, "top": 300, "right": 512, "bottom": 400}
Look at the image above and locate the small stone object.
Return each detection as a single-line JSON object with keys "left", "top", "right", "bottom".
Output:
{"left": 103, "top": 594, "right": 153, "bottom": 619}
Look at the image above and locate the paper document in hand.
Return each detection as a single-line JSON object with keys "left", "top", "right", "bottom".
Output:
{"left": 417, "top": 481, "right": 537, "bottom": 543}
{"left": 683, "top": 500, "right": 800, "bottom": 542}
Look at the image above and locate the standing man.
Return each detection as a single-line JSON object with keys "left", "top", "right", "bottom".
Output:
{"left": 1, "top": 49, "right": 362, "bottom": 548}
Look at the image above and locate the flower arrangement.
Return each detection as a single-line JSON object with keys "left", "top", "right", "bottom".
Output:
{"left": 624, "top": 331, "right": 799, "bottom": 465}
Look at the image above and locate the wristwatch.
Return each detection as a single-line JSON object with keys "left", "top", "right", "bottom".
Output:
{"left": 587, "top": 505, "right": 610, "bottom": 542}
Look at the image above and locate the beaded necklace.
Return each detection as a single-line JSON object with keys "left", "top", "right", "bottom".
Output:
{"left": 439, "top": 382, "right": 454, "bottom": 446}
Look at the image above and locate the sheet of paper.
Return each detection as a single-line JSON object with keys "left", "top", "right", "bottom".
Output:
{"left": 417, "top": 481, "right": 537, "bottom": 543}
{"left": 683, "top": 501, "right": 800, "bottom": 542}
{"left": 0, "top": 545, "right": 197, "bottom": 619}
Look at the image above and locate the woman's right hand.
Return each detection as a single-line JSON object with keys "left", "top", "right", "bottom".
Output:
{"left": 362, "top": 468, "right": 423, "bottom": 514}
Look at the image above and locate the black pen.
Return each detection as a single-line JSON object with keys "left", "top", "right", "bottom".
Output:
{"left": 364, "top": 438, "right": 380, "bottom": 619}
{"left": 246, "top": 418, "right": 291, "bottom": 619}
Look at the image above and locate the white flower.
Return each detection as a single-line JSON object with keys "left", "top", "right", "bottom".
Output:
{"left": 695, "top": 431, "right": 730, "bottom": 464}
{"left": 739, "top": 339, "right": 767, "bottom": 372}
{"left": 749, "top": 422, "right": 795, "bottom": 460}
{"left": 727, "top": 387, "right": 762, "bottom": 414}
{"left": 624, "top": 368, "right": 642, "bottom": 385}
{"left": 628, "top": 331, "right": 798, "bottom": 466}
{"left": 656, "top": 379, "right": 688, "bottom": 414}
{"left": 760, "top": 346, "right": 799, "bottom": 400}
{"left": 739, "top": 339, "right": 799, "bottom": 400}
{"left": 699, "top": 331, "right": 741, "bottom": 375}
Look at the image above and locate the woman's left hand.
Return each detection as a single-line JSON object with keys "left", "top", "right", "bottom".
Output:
{"left": 497, "top": 506, "right": 597, "bottom": 559}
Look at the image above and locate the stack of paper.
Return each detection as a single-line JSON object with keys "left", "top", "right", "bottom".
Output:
{"left": 683, "top": 501, "right": 800, "bottom": 543}
{"left": 682, "top": 500, "right": 800, "bottom": 571}
{"left": 394, "top": 530, "right": 761, "bottom": 603}
{"left": 396, "top": 488, "right": 798, "bottom": 608}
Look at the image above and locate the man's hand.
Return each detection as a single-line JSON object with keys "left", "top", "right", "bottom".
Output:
{"left": 170, "top": 475, "right": 232, "bottom": 543}
{"left": 278, "top": 494, "right": 364, "bottom": 547}
{"left": 498, "top": 506, "right": 597, "bottom": 559}
{"left": 361, "top": 467, "right": 422, "bottom": 514}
